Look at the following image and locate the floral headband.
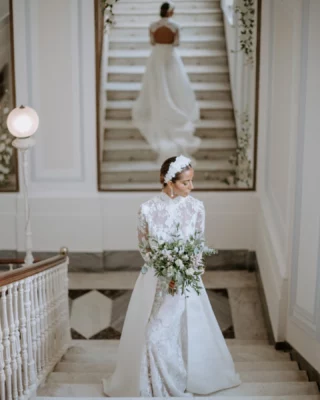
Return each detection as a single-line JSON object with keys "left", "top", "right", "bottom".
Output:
{"left": 164, "top": 155, "right": 191, "bottom": 184}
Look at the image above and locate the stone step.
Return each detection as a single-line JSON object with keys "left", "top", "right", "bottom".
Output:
{"left": 106, "top": 99, "right": 233, "bottom": 110}
{"left": 61, "top": 344, "right": 290, "bottom": 363}
{"left": 47, "top": 369, "right": 309, "bottom": 385}
{"left": 69, "top": 339, "right": 270, "bottom": 349}
{"left": 37, "top": 382, "right": 320, "bottom": 397}
{"left": 107, "top": 48, "right": 227, "bottom": 67}
{"left": 104, "top": 125, "right": 236, "bottom": 140}
{"left": 105, "top": 101, "right": 234, "bottom": 120}
{"left": 36, "top": 397, "right": 320, "bottom": 400}
{"left": 105, "top": 82, "right": 231, "bottom": 101}
{"left": 103, "top": 118, "right": 235, "bottom": 130}
{"left": 110, "top": 21, "right": 224, "bottom": 37}
{"left": 55, "top": 360, "right": 301, "bottom": 374}
{"left": 107, "top": 64, "right": 229, "bottom": 83}
{"left": 109, "top": 35, "right": 226, "bottom": 51}
{"left": 102, "top": 138, "right": 237, "bottom": 162}
{"left": 103, "top": 138, "right": 237, "bottom": 151}
{"left": 99, "top": 181, "right": 232, "bottom": 190}
{"left": 100, "top": 160, "right": 233, "bottom": 184}
{"left": 113, "top": 10, "right": 223, "bottom": 23}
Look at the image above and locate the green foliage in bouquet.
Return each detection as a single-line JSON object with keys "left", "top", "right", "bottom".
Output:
{"left": 140, "top": 224, "right": 217, "bottom": 296}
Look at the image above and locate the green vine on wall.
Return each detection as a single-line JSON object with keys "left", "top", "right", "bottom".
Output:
{"left": 233, "top": 0, "right": 255, "bottom": 65}
{"left": 0, "top": 90, "right": 13, "bottom": 187}
{"left": 101, "top": 0, "right": 119, "bottom": 30}
{"left": 225, "top": 111, "right": 253, "bottom": 187}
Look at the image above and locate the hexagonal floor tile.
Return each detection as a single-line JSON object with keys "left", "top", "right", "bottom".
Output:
{"left": 70, "top": 290, "right": 112, "bottom": 339}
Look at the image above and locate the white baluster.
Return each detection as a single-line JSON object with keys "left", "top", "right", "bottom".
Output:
{"left": 1, "top": 285, "right": 12, "bottom": 400}
{"left": 0, "top": 312, "right": 6, "bottom": 400}
{"left": 41, "top": 273, "right": 49, "bottom": 367}
{"left": 46, "top": 270, "right": 54, "bottom": 363}
{"left": 62, "top": 264, "right": 71, "bottom": 345}
{"left": 37, "top": 274, "right": 45, "bottom": 371}
{"left": 33, "top": 276, "right": 41, "bottom": 375}
{"left": 29, "top": 278, "right": 38, "bottom": 377}
{"left": 13, "top": 282, "right": 23, "bottom": 398}
{"left": 24, "top": 279, "right": 36, "bottom": 386}
{"left": 8, "top": 284, "right": 18, "bottom": 400}
{"left": 52, "top": 269, "right": 60, "bottom": 352}
{"left": 18, "top": 280, "right": 29, "bottom": 396}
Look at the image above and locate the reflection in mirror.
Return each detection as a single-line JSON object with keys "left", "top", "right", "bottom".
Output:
{"left": 96, "top": 0, "right": 260, "bottom": 191}
{"left": 0, "top": 0, "right": 18, "bottom": 192}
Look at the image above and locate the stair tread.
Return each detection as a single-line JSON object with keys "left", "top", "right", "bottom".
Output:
{"left": 37, "top": 381, "right": 320, "bottom": 397}
{"left": 105, "top": 81, "right": 230, "bottom": 91}
{"left": 103, "top": 119, "right": 235, "bottom": 128}
{"left": 48, "top": 369, "right": 308, "bottom": 384}
{"left": 114, "top": 9, "right": 222, "bottom": 15}
{"left": 107, "top": 64, "right": 229, "bottom": 74}
{"left": 110, "top": 35, "right": 225, "bottom": 43}
{"left": 55, "top": 360, "right": 301, "bottom": 373}
{"left": 101, "top": 159, "right": 233, "bottom": 172}
{"left": 113, "top": 21, "right": 223, "bottom": 28}
{"left": 103, "top": 138, "right": 237, "bottom": 151}
{"left": 106, "top": 99, "right": 233, "bottom": 109}
{"left": 108, "top": 48, "right": 226, "bottom": 57}
{"left": 99, "top": 181, "right": 231, "bottom": 190}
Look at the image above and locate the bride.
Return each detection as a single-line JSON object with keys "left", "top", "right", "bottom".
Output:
{"left": 132, "top": 2, "right": 201, "bottom": 163}
{"left": 103, "top": 155, "right": 241, "bottom": 397}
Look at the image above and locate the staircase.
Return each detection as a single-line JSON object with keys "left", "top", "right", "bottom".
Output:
{"left": 100, "top": 0, "right": 237, "bottom": 190}
{"left": 37, "top": 339, "right": 320, "bottom": 398}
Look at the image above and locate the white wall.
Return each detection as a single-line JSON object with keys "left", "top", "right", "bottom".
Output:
{"left": 256, "top": 0, "right": 320, "bottom": 371}
{"left": 285, "top": 0, "right": 320, "bottom": 372}
{"left": 0, "top": 0, "right": 258, "bottom": 253}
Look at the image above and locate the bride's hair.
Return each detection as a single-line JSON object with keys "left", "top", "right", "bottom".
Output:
{"left": 160, "top": 2, "right": 173, "bottom": 18}
{"left": 160, "top": 156, "right": 192, "bottom": 186}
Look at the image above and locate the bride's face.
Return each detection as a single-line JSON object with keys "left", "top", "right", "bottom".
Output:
{"left": 173, "top": 168, "right": 194, "bottom": 197}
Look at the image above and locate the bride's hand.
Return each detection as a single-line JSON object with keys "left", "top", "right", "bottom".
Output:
{"left": 169, "top": 280, "right": 175, "bottom": 289}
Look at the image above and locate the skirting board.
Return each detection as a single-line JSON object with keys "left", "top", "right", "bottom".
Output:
{"left": 0, "top": 249, "right": 257, "bottom": 272}
{"left": 255, "top": 257, "right": 320, "bottom": 390}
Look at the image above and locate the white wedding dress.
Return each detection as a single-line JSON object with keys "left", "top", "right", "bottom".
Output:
{"left": 103, "top": 193, "right": 241, "bottom": 397}
{"left": 132, "top": 18, "right": 201, "bottom": 163}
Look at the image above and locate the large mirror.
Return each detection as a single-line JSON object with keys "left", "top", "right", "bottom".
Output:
{"left": 0, "top": 0, "right": 18, "bottom": 192}
{"left": 95, "top": 0, "right": 260, "bottom": 191}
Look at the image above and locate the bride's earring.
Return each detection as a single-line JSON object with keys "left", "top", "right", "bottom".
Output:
{"left": 170, "top": 187, "right": 174, "bottom": 198}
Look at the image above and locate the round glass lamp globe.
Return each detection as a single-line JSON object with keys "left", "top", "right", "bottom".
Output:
{"left": 6, "top": 106, "right": 39, "bottom": 138}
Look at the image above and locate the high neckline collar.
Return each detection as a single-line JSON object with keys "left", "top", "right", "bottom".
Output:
{"left": 160, "top": 191, "right": 186, "bottom": 205}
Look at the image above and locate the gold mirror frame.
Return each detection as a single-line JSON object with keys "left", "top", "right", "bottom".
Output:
{"left": 95, "top": 0, "right": 261, "bottom": 192}
{"left": 0, "top": 0, "right": 19, "bottom": 192}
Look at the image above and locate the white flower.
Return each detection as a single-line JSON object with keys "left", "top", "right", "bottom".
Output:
{"left": 144, "top": 252, "right": 151, "bottom": 262}
{"left": 175, "top": 259, "right": 184, "bottom": 269}
{"left": 158, "top": 239, "right": 165, "bottom": 246}
{"left": 167, "top": 266, "right": 174, "bottom": 277}
{"left": 182, "top": 255, "right": 189, "bottom": 261}
{"left": 186, "top": 268, "right": 195, "bottom": 276}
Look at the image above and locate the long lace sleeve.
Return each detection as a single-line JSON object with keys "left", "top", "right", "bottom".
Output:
{"left": 138, "top": 206, "right": 150, "bottom": 262}
{"left": 173, "top": 26, "right": 180, "bottom": 46}
{"left": 195, "top": 201, "right": 205, "bottom": 239}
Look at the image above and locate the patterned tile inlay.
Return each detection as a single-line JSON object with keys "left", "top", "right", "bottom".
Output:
{"left": 69, "top": 288, "right": 234, "bottom": 340}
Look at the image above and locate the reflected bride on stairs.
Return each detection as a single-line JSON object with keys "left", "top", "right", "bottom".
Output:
{"left": 102, "top": 155, "right": 241, "bottom": 397}
{"left": 132, "top": 1, "right": 201, "bottom": 164}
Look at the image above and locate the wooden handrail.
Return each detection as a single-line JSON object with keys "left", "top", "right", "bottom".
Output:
{"left": 0, "top": 258, "right": 41, "bottom": 265}
{"left": 0, "top": 248, "right": 68, "bottom": 286}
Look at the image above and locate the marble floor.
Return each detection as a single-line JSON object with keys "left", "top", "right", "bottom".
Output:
{"left": 68, "top": 271, "right": 268, "bottom": 341}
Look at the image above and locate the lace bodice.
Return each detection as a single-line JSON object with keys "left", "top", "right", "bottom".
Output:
{"left": 138, "top": 193, "right": 205, "bottom": 259}
{"left": 149, "top": 18, "right": 180, "bottom": 46}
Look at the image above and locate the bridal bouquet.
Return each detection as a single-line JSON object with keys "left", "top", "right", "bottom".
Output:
{"left": 140, "top": 225, "right": 217, "bottom": 296}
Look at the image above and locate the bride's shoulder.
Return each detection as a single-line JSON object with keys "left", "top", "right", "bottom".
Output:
{"left": 139, "top": 195, "right": 161, "bottom": 211}
{"left": 187, "top": 195, "right": 205, "bottom": 210}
